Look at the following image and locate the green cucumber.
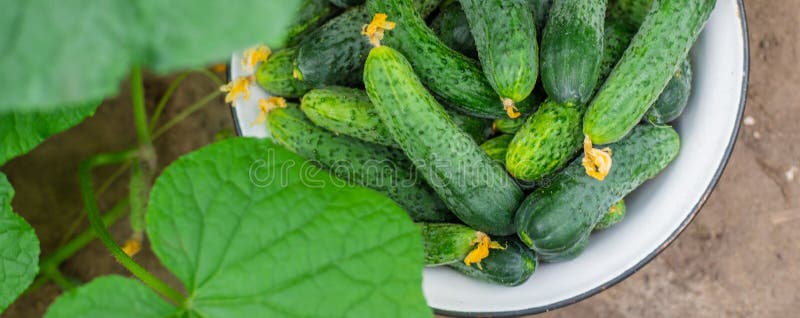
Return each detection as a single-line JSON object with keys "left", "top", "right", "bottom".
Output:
{"left": 329, "top": 0, "right": 365, "bottom": 8}
{"left": 268, "top": 104, "right": 453, "bottom": 222}
{"left": 295, "top": 1, "right": 442, "bottom": 87}
{"left": 527, "top": 0, "right": 552, "bottom": 32}
{"left": 285, "top": 0, "right": 340, "bottom": 46}
{"left": 595, "top": 199, "right": 626, "bottom": 230}
{"left": 599, "top": 18, "right": 636, "bottom": 83}
{"left": 300, "top": 86, "right": 491, "bottom": 145}
{"left": 460, "top": 0, "right": 539, "bottom": 105}
{"left": 584, "top": 0, "right": 715, "bottom": 145}
{"left": 480, "top": 134, "right": 514, "bottom": 164}
{"left": 506, "top": 100, "right": 583, "bottom": 182}
{"left": 609, "top": 0, "right": 653, "bottom": 27}
{"left": 646, "top": 58, "right": 693, "bottom": 124}
{"left": 419, "top": 223, "right": 480, "bottom": 266}
{"left": 516, "top": 125, "right": 680, "bottom": 254}
{"left": 430, "top": 1, "right": 477, "bottom": 58}
{"left": 364, "top": 45, "right": 523, "bottom": 235}
{"left": 538, "top": 234, "right": 588, "bottom": 263}
{"left": 493, "top": 116, "right": 526, "bottom": 135}
{"left": 255, "top": 48, "right": 313, "bottom": 98}
{"left": 367, "top": 0, "right": 534, "bottom": 119}
{"left": 540, "top": 0, "right": 605, "bottom": 105}
{"left": 449, "top": 237, "right": 538, "bottom": 286}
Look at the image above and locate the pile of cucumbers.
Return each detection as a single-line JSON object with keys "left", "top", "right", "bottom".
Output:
{"left": 255, "top": 0, "right": 715, "bottom": 287}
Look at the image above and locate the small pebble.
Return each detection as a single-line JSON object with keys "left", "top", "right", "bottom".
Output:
{"left": 785, "top": 166, "right": 798, "bottom": 182}
{"left": 753, "top": 131, "right": 761, "bottom": 139}
{"left": 744, "top": 116, "right": 755, "bottom": 126}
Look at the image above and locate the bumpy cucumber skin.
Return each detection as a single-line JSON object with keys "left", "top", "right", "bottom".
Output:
{"left": 430, "top": 1, "right": 477, "bottom": 58}
{"left": 365, "top": 46, "right": 523, "bottom": 235}
{"left": 647, "top": 59, "right": 693, "bottom": 124}
{"left": 609, "top": 0, "right": 653, "bottom": 27}
{"left": 329, "top": 0, "right": 365, "bottom": 8}
{"left": 480, "top": 134, "right": 514, "bottom": 165}
{"left": 296, "top": 6, "right": 372, "bottom": 87}
{"left": 584, "top": 0, "right": 715, "bottom": 145}
{"left": 506, "top": 100, "right": 583, "bottom": 182}
{"left": 301, "top": 86, "right": 397, "bottom": 147}
{"left": 286, "top": 0, "right": 339, "bottom": 46}
{"left": 516, "top": 125, "right": 680, "bottom": 254}
{"left": 599, "top": 18, "right": 636, "bottom": 83}
{"left": 540, "top": 0, "right": 605, "bottom": 105}
{"left": 419, "top": 223, "right": 478, "bottom": 266}
{"left": 494, "top": 117, "right": 526, "bottom": 135}
{"left": 301, "top": 87, "right": 491, "bottom": 145}
{"left": 595, "top": 199, "right": 627, "bottom": 230}
{"left": 255, "top": 49, "right": 314, "bottom": 98}
{"left": 539, "top": 234, "right": 588, "bottom": 263}
{"left": 449, "top": 237, "right": 538, "bottom": 286}
{"left": 268, "top": 105, "right": 453, "bottom": 222}
{"left": 367, "top": 0, "right": 533, "bottom": 119}
{"left": 460, "top": 0, "right": 538, "bottom": 104}
{"left": 527, "top": 0, "right": 553, "bottom": 32}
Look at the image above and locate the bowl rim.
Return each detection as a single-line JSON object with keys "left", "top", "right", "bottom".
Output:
{"left": 227, "top": 0, "right": 750, "bottom": 315}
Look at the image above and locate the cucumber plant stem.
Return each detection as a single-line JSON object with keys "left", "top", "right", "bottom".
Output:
{"left": 130, "top": 66, "right": 153, "bottom": 147}
{"left": 79, "top": 150, "right": 186, "bottom": 304}
{"left": 152, "top": 90, "right": 222, "bottom": 139}
{"left": 149, "top": 72, "right": 190, "bottom": 132}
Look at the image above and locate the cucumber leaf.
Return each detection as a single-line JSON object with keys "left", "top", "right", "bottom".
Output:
{"left": 0, "top": 102, "right": 99, "bottom": 166}
{"left": 0, "top": 0, "right": 302, "bottom": 112}
{"left": 46, "top": 138, "right": 432, "bottom": 317}
{"left": 44, "top": 276, "right": 178, "bottom": 318}
{"left": 0, "top": 173, "right": 40, "bottom": 312}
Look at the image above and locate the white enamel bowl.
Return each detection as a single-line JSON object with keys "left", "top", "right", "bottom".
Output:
{"left": 229, "top": 0, "right": 749, "bottom": 315}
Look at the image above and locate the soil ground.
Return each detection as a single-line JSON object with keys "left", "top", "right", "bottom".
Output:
{"left": 2, "top": 0, "right": 798, "bottom": 317}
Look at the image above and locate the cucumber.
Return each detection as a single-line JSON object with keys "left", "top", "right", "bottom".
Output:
{"left": 527, "top": 0, "right": 552, "bottom": 33}
{"left": 329, "top": 0, "right": 364, "bottom": 8}
{"left": 449, "top": 237, "right": 538, "bottom": 286}
{"left": 646, "top": 58, "right": 693, "bottom": 124}
{"left": 584, "top": 0, "right": 715, "bottom": 145}
{"left": 430, "top": 1, "right": 477, "bottom": 58}
{"left": 367, "top": 0, "right": 534, "bottom": 119}
{"left": 268, "top": 104, "right": 453, "bottom": 222}
{"left": 538, "top": 234, "right": 588, "bottom": 263}
{"left": 516, "top": 125, "right": 680, "bottom": 254}
{"left": 300, "top": 86, "right": 491, "bottom": 145}
{"left": 595, "top": 199, "right": 626, "bottom": 230}
{"left": 285, "top": 0, "right": 340, "bottom": 46}
{"left": 295, "top": 1, "right": 443, "bottom": 87}
{"left": 506, "top": 100, "right": 583, "bottom": 182}
{"left": 480, "top": 134, "right": 514, "bottom": 164}
{"left": 540, "top": 0, "right": 605, "bottom": 105}
{"left": 419, "top": 223, "right": 481, "bottom": 266}
{"left": 364, "top": 45, "right": 523, "bottom": 235}
{"left": 255, "top": 48, "right": 313, "bottom": 98}
{"left": 460, "top": 0, "right": 539, "bottom": 106}
{"left": 599, "top": 18, "right": 636, "bottom": 83}
{"left": 493, "top": 116, "right": 527, "bottom": 135}
{"left": 609, "top": 0, "right": 653, "bottom": 27}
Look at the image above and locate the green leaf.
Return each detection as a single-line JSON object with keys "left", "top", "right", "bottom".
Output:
{"left": 44, "top": 276, "right": 179, "bottom": 318}
{"left": 0, "top": 0, "right": 302, "bottom": 112}
{"left": 146, "top": 137, "right": 431, "bottom": 317}
{"left": 0, "top": 173, "right": 40, "bottom": 312}
{"left": 0, "top": 102, "right": 98, "bottom": 166}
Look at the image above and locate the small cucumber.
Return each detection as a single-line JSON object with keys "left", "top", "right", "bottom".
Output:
{"left": 646, "top": 58, "right": 693, "bottom": 124}
{"left": 480, "top": 134, "right": 514, "bottom": 165}
{"left": 595, "top": 199, "right": 626, "bottom": 230}
{"left": 329, "top": 0, "right": 365, "bottom": 8}
{"left": 506, "top": 100, "right": 583, "bottom": 182}
{"left": 364, "top": 46, "right": 523, "bottom": 235}
{"left": 460, "top": 0, "right": 539, "bottom": 106}
{"left": 419, "top": 223, "right": 481, "bottom": 266}
{"left": 527, "top": 0, "right": 553, "bottom": 33}
{"left": 268, "top": 104, "right": 453, "bottom": 222}
{"left": 516, "top": 125, "right": 680, "bottom": 254}
{"left": 367, "top": 0, "right": 534, "bottom": 119}
{"left": 540, "top": 0, "right": 606, "bottom": 105}
{"left": 255, "top": 48, "right": 313, "bottom": 98}
{"left": 538, "top": 234, "right": 588, "bottom": 263}
{"left": 285, "top": 0, "right": 340, "bottom": 46}
{"left": 584, "top": 0, "right": 715, "bottom": 145}
{"left": 430, "top": 1, "right": 477, "bottom": 58}
{"left": 300, "top": 87, "right": 491, "bottom": 145}
{"left": 449, "top": 237, "right": 538, "bottom": 286}
{"left": 599, "top": 18, "right": 636, "bottom": 83}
